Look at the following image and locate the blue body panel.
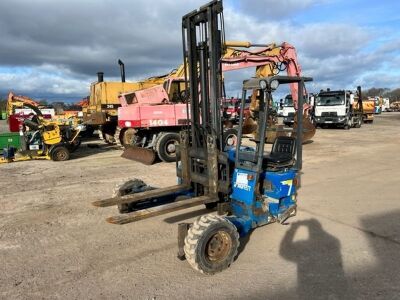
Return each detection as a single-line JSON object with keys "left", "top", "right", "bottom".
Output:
{"left": 229, "top": 167, "right": 297, "bottom": 236}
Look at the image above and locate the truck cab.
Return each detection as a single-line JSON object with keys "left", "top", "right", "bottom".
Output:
{"left": 282, "top": 95, "right": 295, "bottom": 126}
{"left": 314, "top": 89, "right": 361, "bottom": 129}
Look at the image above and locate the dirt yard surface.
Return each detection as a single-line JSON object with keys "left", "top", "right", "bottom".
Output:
{"left": 1, "top": 114, "right": 400, "bottom": 300}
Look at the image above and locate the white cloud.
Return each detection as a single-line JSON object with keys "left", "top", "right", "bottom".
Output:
{"left": 0, "top": 0, "right": 398, "bottom": 99}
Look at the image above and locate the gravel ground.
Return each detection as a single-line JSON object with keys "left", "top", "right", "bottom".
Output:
{"left": 0, "top": 113, "right": 400, "bottom": 299}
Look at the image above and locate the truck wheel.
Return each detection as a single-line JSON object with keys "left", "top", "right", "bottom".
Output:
{"left": 112, "top": 179, "right": 153, "bottom": 213}
{"left": 102, "top": 131, "right": 116, "bottom": 144}
{"left": 184, "top": 214, "right": 239, "bottom": 275}
{"left": 51, "top": 146, "right": 70, "bottom": 161}
{"left": 122, "top": 128, "right": 137, "bottom": 146}
{"left": 223, "top": 128, "right": 238, "bottom": 149}
{"left": 101, "top": 123, "right": 116, "bottom": 144}
{"left": 355, "top": 118, "right": 362, "bottom": 128}
{"left": 156, "top": 132, "right": 180, "bottom": 162}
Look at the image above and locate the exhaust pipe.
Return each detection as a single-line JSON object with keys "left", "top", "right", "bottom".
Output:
{"left": 97, "top": 72, "right": 104, "bottom": 82}
{"left": 118, "top": 59, "right": 125, "bottom": 83}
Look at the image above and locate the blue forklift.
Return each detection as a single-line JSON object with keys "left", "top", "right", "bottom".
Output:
{"left": 92, "top": 0, "right": 312, "bottom": 275}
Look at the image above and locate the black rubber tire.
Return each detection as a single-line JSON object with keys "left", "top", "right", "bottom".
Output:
{"left": 184, "top": 214, "right": 239, "bottom": 275}
{"left": 355, "top": 118, "right": 362, "bottom": 128}
{"left": 222, "top": 128, "right": 238, "bottom": 149}
{"left": 113, "top": 179, "right": 152, "bottom": 213}
{"left": 122, "top": 128, "right": 136, "bottom": 147}
{"left": 101, "top": 123, "right": 116, "bottom": 144}
{"left": 103, "top": 131, "right": 116, "bottom": 144}
{"left": 51, "top": 146, "right": 70, "bottom": 161}
{"left": 205, "top": 202, "right": 218, "bottom": 210}
{"left": 156, "top": 132, "right": 180, "bottom": 162}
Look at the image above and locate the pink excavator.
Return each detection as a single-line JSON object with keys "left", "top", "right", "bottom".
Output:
{"left": 115, "top": 41, "right": 315, "bottom": 164}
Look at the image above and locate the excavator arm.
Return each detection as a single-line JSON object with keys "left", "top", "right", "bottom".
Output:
{"left": 221, "top": 41, "right": 302, "bottom": 107}
{"left": 220, "top": 41, "right": 315, "bottom": 141}
{"left": 7, "top": 92, "right": 43, "bottom": 118}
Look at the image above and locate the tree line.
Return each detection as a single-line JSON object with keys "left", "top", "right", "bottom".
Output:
{"left": 363, "top": 88, "right": 400, "bottom": 102}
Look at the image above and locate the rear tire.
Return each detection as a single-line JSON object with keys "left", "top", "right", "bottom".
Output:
{"left": 51, "top": 146, "right": 70, "bottom": 161}
{"left": 184, "top": 214, "right": 239, "bottom": 275}
{"left": 156, "top": 132, "right": 180, "bottom": 162}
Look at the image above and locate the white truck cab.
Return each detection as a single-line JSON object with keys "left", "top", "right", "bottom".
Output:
{"left": 314, "top": 89, "right": 361, "bottom": 129}
{"left": 282, "top": 95, "right": 295, "bottom": 126}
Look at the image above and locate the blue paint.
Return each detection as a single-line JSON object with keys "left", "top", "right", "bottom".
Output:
{"left": 229, "top": 167, "right": 297, "bottom": 236}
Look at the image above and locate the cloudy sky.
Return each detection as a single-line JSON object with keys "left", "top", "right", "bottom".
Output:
{"left": 0, "top": 0, "right": 399, "bottom": 101}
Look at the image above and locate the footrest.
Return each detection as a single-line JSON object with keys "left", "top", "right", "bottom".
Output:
{"left": 106, "top": 195, "right": 214, "bottom": 225}
{"left": 92, "top": 184, "right": 190, "bottom": 207}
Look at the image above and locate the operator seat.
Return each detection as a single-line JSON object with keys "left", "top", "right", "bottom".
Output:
{"left": 264, "top": 136, "right": 296, "bottom": 169}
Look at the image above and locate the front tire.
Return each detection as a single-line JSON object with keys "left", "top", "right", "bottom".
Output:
{"left": 184, "top": 214, "right": 239, "bottom": 275}
{"left": 51, "top": 146, "right": 70, "bottom": 161}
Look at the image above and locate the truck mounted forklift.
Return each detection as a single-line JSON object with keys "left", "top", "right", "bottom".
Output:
{"left": 92, "top": 0, "right": 311, "bottom": 274}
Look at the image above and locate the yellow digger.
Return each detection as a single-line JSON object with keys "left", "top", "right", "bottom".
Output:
{"left": 1, "top": 94, "right": 81, "bottom": 163}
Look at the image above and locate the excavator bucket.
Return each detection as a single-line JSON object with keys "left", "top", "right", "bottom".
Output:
{"left": 245, "top": 113, "right": 316, "bottom": 144}
{"left": 293, "top": 113, "right": 316, "bottom": 142}
{"left": 121, "top": 145, "right": 156, "bottom": 165}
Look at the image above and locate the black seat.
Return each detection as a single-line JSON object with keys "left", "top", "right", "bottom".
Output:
{"left": 264, "top": 136, "right": 296, "bottom": 168}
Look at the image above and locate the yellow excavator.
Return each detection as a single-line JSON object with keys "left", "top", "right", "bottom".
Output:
{"left": 1, "top": 93, "right": 81, "bottom": 163}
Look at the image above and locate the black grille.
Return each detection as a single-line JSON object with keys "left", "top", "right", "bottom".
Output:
{"left": 321, "top": 112, "right": 337, "bottom": 117}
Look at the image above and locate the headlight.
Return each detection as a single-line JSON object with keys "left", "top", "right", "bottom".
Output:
{"left": 270, "top": 80, "right": 279, "bottom": 90}
{"left": 259, "top": 80, "right": 267, "bottom": 90}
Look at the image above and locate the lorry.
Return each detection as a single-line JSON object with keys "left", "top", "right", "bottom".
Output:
{"left": 374, "top": 96, "right": 383, "bottom": 114}
{"left": 362, "top": 98, "right": 375, "bottom": 123}
{"left": 313, "top": 88, "right": 363, "bottom": 129}
{"left": 282, "top": 94, "right": 295, "bottom": 126}
{"left": 382, "top": 98, "right": 390, "bottom": 112}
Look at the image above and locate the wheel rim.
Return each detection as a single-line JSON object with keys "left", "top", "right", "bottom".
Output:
{"left": 225, "top": 134, "right": 237, "bottom": 147}
{"left": 164, "top": 139, "right": 178, "bottom": 158}
{"left": 205, "top": 230, "right": 232, "bottom": 262}
{"left": 56, "top": 150, "right": 67, "bottom": 161}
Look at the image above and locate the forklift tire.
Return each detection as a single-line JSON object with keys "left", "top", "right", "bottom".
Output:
{"left": 51, "top": 146, "right": 70, "bottom": 161}
{"left": 156, "top": 132, "right": 180, "bottom": 162}
{"left": 184, "top": 214, "right": 239, "bottom": 275}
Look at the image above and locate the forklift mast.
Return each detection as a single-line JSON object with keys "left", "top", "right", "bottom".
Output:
{"left": 182, "top": 0, "right": 224, "bottom": 147}
{"left": 180, "top": 0, "right": 230, "bottom": 200}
